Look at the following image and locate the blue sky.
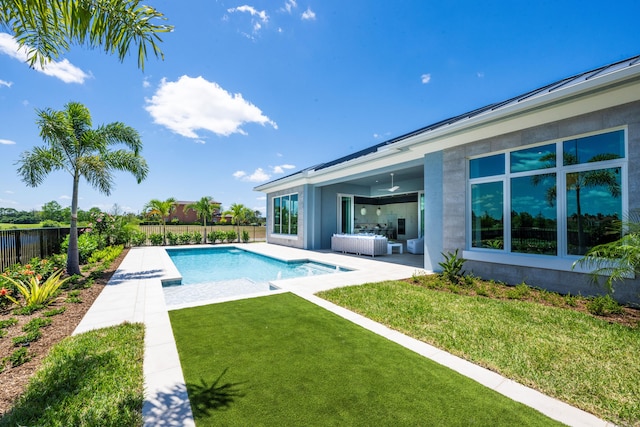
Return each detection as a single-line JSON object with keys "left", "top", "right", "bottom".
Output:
{"left": 0, "top": 0, "right": 638, "bottom": 216}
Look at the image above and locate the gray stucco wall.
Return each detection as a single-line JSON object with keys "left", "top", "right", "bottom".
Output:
{"left": 442, "top": 100, "right": 640, "bottom": 304}
{"left": 265, "top": 185, "right": 306, "bottom": 249}
{"left": 424, "top": 152, "right": 444, "bottom": 271}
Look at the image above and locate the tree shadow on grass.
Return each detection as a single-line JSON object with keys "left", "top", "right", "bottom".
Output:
{"left": 187, "top": 368, "right": 246, "bottom": 418}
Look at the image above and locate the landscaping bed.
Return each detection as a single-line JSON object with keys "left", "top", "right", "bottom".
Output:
{"left": 0, "top": 248, "right": 128, "bottom": 414}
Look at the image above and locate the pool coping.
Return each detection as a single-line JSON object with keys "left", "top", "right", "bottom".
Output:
{"left": 73, "top": 243, "right": 613, "bottom": 427}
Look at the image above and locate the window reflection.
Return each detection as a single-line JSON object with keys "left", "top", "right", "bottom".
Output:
{"left": 566, "top": 167, "right": 622, "bottom": 255}
{"left": 510, "top": 144, "right": 555, "bottom": 172}
{"left": 511, "top": 174, "right": 557, "bottom": 255}
{"left": 471, "top": 181, "right": 503, "bottom": 249}
{"left": 563, "top": 130, "right": 624, "bottom": 165}
{"left": 470, "top": 154, "right": 504, "bottom": 179}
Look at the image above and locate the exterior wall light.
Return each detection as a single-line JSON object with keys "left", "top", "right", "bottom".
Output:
{"left": 361, "top": 206, "right": 367, "bottom": 215}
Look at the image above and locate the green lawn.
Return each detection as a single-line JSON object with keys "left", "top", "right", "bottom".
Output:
{"left": 0, "top": 323, "right": 145, "bottom": 427}
{"left": 318, "top": 280, "right": 640, "bottom": 425}
{"left": 169, "top": 293, "right": 561, "bottom": 426}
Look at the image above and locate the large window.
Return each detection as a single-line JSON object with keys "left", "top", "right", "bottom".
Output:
{"left": 468, "top": 129, "right": 625, "bottom": 258}
{"left": 273, "top": 193, "right": 298, "bottom": 235}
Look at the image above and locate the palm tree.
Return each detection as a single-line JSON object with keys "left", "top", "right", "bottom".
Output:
{"left": 185, "top": 196, "right": 220, "bottom": 243}
{"left": 227, "top": 203, "right": 251, "bottom": 243}
{"left": 0, "top": 0, "right": 172, "bottom": 70}
{"left": 16, "top": 101, "right": 148, "bottom": 275}
{"left": 143, "top": 198, "right": 176, "bottom": 245}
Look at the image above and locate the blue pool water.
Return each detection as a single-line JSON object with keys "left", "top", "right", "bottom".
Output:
{"left": 163, "top": 247, "right": 346, "bottom": 306}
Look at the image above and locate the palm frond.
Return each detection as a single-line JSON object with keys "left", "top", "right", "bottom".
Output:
{"left": 15, "top": 147, "right": 64, "bottom": 186}
{"left": 102, "top": 150, "right": 149, "bottom": 183}
{"left": 1, "top": 0, "right": 172, "bottom": 70}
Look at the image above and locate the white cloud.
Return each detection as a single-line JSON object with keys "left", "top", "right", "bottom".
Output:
{"left": 421, "top": 73, "right": 431, "bottom": 84}
{"left": 0, "top": 139, "right": 16, "bottom": 145}
{"left": 477, "top": 72, "right": 485, "bottom": 78}
{"left": 143, "top": 77, "right": 151, "bottom": 88}
{"left": 0, "top": 198, "right": 17, "bottom": 205}
{"left": 145, "top": 75, "right": 277, "bottom": 138}
{"left": 227, "top": 5, "right": 269, "bottom": 35}
{"left": 59, "top": 195, "right": 71, "bottom": 200}
{"left": 272, "top": 164, "right": 295, "bottom": 174}
{"left": 233, "top": 168, "right": 270, "bottom": 182}
{"left": 0, "top": 33, "right": 89, "bottom": 84}
{"left": 301, "top": 7, "right": 316, "bottom": 20}
{"left": 4, "top": 190, "right": 14, "bottom": 194}
{"left": 282, "top": 0, "right": 297, "bottom": 13}
{"left": 256, "top": 195, "right": 266, "bottom": 201}
{"left": 0, "top": 79, "right": 12, "bottom": 88}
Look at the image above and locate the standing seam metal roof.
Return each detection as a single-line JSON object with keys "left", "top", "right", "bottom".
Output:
{"left": 262, "top": 54, "right": 640, "bottom": 185}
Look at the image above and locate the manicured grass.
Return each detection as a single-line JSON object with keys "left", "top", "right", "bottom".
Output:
{"left": 0, "top": 323, "right": 144, "bottom": 427}
{"left": 318, "top": 280, "right": 640, "bottom": 425}
{"left": 169, "top": 293, "right": 561, "bottom": 426}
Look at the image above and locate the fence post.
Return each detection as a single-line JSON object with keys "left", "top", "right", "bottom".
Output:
{"left": 15, "top": 230, "right": 21, "bottom": 264}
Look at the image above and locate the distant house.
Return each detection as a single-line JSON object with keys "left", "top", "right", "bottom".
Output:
{"left": 169, "top": 200, "right": 221, "bottom": 224}
{"left": 256, "top": 55, "right": 640, "bottom": 304}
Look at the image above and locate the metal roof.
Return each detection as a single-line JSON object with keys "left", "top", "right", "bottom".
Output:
{"left": 259, "top": 54, "right": 640, "bottom": 187}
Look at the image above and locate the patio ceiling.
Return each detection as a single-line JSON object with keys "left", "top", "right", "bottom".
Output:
{"left": 336, "top": 164, "right": 424, "bottom": 193}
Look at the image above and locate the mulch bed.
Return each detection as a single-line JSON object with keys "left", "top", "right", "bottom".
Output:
{"left": 0, "top": 248, "right": 129, "bottom": 415}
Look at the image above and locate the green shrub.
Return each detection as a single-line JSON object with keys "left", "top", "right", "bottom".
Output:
{"left": 178, "top": 232, "right": 192, "bottom": 245}
{"left": 7, "top": 347, "right": 31, "bottom": 367}
{"left": 167, "top": 232, "right": 179, "bottom": 246}
{"left": 130, "top": 230, "right": 147, "bottom": 246}
{"left": 192, "top": 231, "right": 203, "bottom": 244}
{"left": 0, "top": 317, "right": 18, "bottom": 329}
{"left": 62, "top": 233, "right": 102, "bottom": 264}
{"left": 506, "top": 283, "right": 531, "bottom": 300}
{"left": 23, "top": 317, "right": 52, "bottom": 334}
{"left": 88, "top": 245, "right": 123, "bottom": 265}
{"left": 225, "top": 230, "right": 238, "bottom": 243}
{"left": 43, "top": 307, "right": 66, "bottom": 317}
{"left": 13, "top": 330, "right": 42, "bottom": 346}
{"left": 242, "top": 230, "right": 250, "bottom": 243}
{"left": 149, "top": 233, "right": 163, "bottom": 246}
{"left": 563, "top": 293, "right": 579, "bottom": 307}
{"left": 40, "top": 220, "right": 60, "bottom": 228}
{"left": 586, "top": 294, "right": 624, "bottom": 316}
{"left": 208, "top": 230, "right": 227, "bottom": 244}
{"left": 438, "top": 249, "right": 466, "bottom": 282}
{"left": 2, "top": 269, "right": 71, "bottom": 308}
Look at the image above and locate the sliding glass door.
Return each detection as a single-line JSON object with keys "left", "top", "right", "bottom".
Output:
{"left": 337, "top": 194, "right": 354, "bottom": 234}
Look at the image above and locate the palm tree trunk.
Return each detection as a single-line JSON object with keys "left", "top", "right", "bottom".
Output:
{"left": 66, "top": 174, "right": 81, "bottom": 275}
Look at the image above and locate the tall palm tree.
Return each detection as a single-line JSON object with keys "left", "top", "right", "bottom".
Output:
{"left": 0, "top": 0, "right": 172, "bottom": 70}
{"left": 227, "top": 203, "right": 250, "bottom": 243}
{"left": 144, "top": 198, "right": 176, "bottom": 245}
{"left": 185, "top": 196, "right": 220, "bottom": 243}
{"left": 16, "top": 101, "right": 148, "bottom": 275}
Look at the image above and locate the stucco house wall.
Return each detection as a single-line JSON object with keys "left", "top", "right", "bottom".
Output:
{"left": 266, "top": 185, "right": 306, "bottom": 249}
{"left": 441, "top": 100, "right": 640, "bottom": 303}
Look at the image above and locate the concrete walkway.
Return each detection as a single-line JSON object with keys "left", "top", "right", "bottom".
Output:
{"left": 73, "top": 244, "right": 614, "bottom": 427}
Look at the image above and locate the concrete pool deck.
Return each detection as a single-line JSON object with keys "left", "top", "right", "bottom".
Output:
{"left": 73, "top": 243, "right": 613, "bottom": 427}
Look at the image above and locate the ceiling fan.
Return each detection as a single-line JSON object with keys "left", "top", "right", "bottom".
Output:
{"left": 387, "top": 173, "right": 400, "bottom": 192}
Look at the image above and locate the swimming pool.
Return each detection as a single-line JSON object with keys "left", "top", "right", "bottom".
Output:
{"left": 163, "top": 247, "right": 347, "bottom": 305}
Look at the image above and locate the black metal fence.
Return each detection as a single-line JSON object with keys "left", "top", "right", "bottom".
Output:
{"left": 0, "top": 228, "right": 70, "bottom": 271}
